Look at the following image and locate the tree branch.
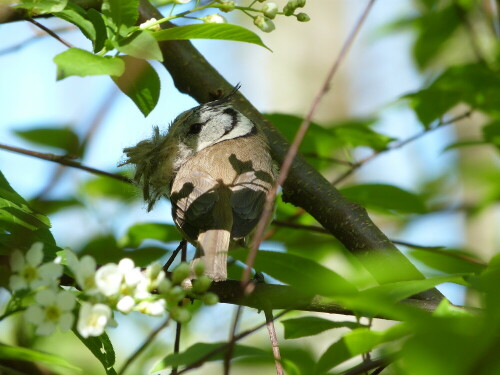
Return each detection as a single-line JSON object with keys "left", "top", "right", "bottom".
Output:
{"left": 136, "top": 0, "right": 444, "bottom": 302}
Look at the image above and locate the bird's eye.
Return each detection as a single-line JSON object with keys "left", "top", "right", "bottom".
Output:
{"left": 187, "top": 122, "right": 203, "bottom": 135}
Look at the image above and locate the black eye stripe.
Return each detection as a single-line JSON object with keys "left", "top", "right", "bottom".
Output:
{"left": 187, "top": 122, "right": 205, "bottom": 135}
{"left": 222, "top": 107, "right": 239, "bottom": 136}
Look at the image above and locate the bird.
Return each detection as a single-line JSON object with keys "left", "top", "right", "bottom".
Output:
{"left": 121, "top": 86, "right": 277, "bottom": 281}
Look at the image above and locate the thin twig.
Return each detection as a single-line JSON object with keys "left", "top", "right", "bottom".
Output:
{"left": 265, "top": 309, "right": 284, "bottom": 375}
{"left": 224, "top": 305, "right": 244, "bottom": 375}
{"left": 170, "top": 322, "right": 182, "bottom": 375}
{"left": 242, "top": 0, "right": 378, "bottom": 286}
{"left": 331, "top": 110, "right": 472, "bottom": 186}
{"left": 26, "top": 18, "right": 74, "bottom": 49}
{"left": 176, "top": 310, "right": 291, "bottom": 374}
{"left": 118, "top": 317, "right": 171, "bottom": 375}
{"left": 164, "top": 240, "right": 187, "bottom": 272}
{"left": 0, "top": 143, "right": 132, "bottom": 184}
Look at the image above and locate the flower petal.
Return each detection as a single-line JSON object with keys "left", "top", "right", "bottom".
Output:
{"left": 26, "top": 242, "right": 44, "bottom": 266}
{"left": 36, "top": 321, "right": 56, "bottom": 336}
{"left": 10, "top": 250, "right": 25, "bottom": 271}
{"left": 25, "top": 305, "right": 44, "bottom": 324}
{"left": 59, "top": 313, "right": 75, "bottom": 331}
{"left": 56, "top": 291, "right": 76, "bottom": 310}
{"left": 36, "top": 289, "right": 56, "bottom": 306}
{"left": 9, "top": 275, "right": 27, "bottom": 292}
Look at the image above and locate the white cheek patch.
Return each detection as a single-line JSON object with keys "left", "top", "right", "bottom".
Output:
{"left": 216, "top": 117, "right": 255, "bottom": 144}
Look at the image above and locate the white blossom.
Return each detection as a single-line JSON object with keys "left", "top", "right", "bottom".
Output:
{"left": 95, "top": 263, "right": 123, "bottom": 296}
{"left": 202, "top": 14, "right": 227, "bottom": 24}
{"left": 77, "top": 302, "right": 111, "bottom": 338}
{"left": 262, "top": 2, "right": 279, "bottom": 19}
{"left": 137, "top": 299, "right": 166, "bottom": 316}
{"left": 139, "top": 18, "right": 161, "bottom": 31}
{"left": 254, "top": 15, "right": 275, "bottom": 32}
{"left": 9, "top": 242, "right": 62, "bottom": 292}
{"left": 25, "top": 289, "right": 76, "bottom": 336}
{"left": 66, "top": 250, "right": 97, "bottom": 292}
{"left": 117, "top": 296, "right": 135, "bottom": 314}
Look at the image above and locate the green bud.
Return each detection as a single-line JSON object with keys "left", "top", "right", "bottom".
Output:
{"left": 262, "top": 2, "right": 278, "bottom": 19}
{"left": 193, "top": 260, "right": 205, "bottom": 277}
{"left": 296, "top": 12, "right": 310, "bottom": 22}
{"left": 170, "top": 306, "right": 191, "bottom": 323}
{"left": 192, "top": 275, "right": 212, "bottom": 293}
{"left": 166, "top": 285, "right": 185, "bottom": 303}
{"left": 172, "top": 262, "right": 190, "bottom": 284}
{"left": 283, "top": 3, "right": 294, "bottom": 16}
{"left": 202, "top": 292, "right": 219, "bottom": 306}
{"left": 218, "top": 0, "right": 235, "bottom": 12}
{"left": 254, "top": 15, "right": 276, "bottom": 33}
{"left": 297, "top": 0, "right": 306, "bottom": 7}
{"left": 158, "top": 278, "right": 172, "bottom": 294}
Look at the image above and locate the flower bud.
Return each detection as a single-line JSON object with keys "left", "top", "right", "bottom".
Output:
{"left": 139, "top": 18, "right": 161, "bottom": 31}
{"left": 297, "top": 0, "right": 306, "bottom": 7}
{"left": 262, "top": 2, "right": 278, "bottom": 19}
{"left": 172, "top": 262, "right": 190, "bottom": 284}
{"left": 202, "top": 292, "right": 219, "bottom": 306}
{"left": 166, "top": 286, "right": 186, "bottom": 303}
{"left": 201, "top": 13, "right": 227, "bottom": 24}
{"left": 174, "top": 0, "right": 192, "bottom": 4}
{"left": 218, "top": 0, "right": 235, "bottom": 12}
{"left": 170, "top": 306, "right": 191, "bottom": 323}
{"left": 193, "top": 260, "right": 205, "bottom": 277}
{"left": 296, "top": 12, "right": 310, "bottom": 22}
{"left": 254, "top": 15, "right": 275, "bottom": 33}
{"left": 192, "top": 275, "right": 212, "bottom": 293}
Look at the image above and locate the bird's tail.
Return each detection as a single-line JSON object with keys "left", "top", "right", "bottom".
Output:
{"left": 197, "top": 229, "right": 231, "bottom": 281}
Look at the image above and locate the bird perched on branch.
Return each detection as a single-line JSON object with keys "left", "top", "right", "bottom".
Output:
{"left": 121, "top": 86, "right": 277, "bottom": 281}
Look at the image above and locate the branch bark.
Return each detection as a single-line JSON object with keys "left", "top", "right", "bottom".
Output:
{"left": 137, "top": 0, "right": 443, "bottom": 302}
{"left": 2, "top": 1, "right": 444, "bottom": 302}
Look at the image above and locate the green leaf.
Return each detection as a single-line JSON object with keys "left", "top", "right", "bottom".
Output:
{"left": 0, "top": 171, "right": 51, "bottom": 232}
{"left": 117, "top": 30, "right": 163, "bottom": 61}
{"left": 339, "top": 184, "right": 427, "bottom": 214}
{"left": 409, "top": 248, "right": 486, "bottom": 275}
{"left": 154, "top": 24, "right": 270, "bottom": 50}
{"left": 112, "top": 56, "right": 161, "bottom": 116}
{"left": 282, "top": 317, "right": 362, "bottom": 339}
{"left": 15, "top": 0, "right": 67, "bottom": 14}
{"left": 55, "top": 2, "right": 95, "bottom": 43}
{"left": 118, "top": 222, "right": 181, "bottom": 248}
{"left": 87, "top": 9, "right": 108, "bottom": 53}
{"left": 73, "top": 329, "right": 116, "bottom": 375}
{"left": 412, "top": 5, "right": 461, "bottom": 70}
{"left": 0, "top": 344, "right": 81, "bottom": 371}
{"left": 407, "top": 64, "right": 500, "bottom": 126}
{"left": 29, "top": 198, "right": 82, "bottom": 215}
{"left": 80, "top": 173, "right": 137, "bottom": 202}
{"left": 315, "top": 324, "right": 410, "bottom": 373}
{"left": 483, "top": 121, "right": 500, "bottom": 150}
{"left": 54, "top": 48, "right": 125, "bottom": 80}
{"left": 161, "top": 342, "right": 268, "bottom": 368}
{"left": 102, "top": 0, "right": 139, "bottom": 28}
{"left": 14, "top": 126, "right": 80, "bottom": 155}
{"left": 230, "top": 249, "right": 357, "bottom": 296}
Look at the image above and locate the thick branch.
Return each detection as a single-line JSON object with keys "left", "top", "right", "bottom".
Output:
{"left": 137, "top": 1, "right": 442, "bottom": 302}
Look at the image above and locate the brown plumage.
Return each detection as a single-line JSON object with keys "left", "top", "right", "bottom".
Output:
{"left": 121, "top": 89, "right": 277, "bottom": 281}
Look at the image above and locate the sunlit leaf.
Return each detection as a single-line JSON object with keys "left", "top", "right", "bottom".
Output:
{"left": 14, "top": 126, "right": 80, "bottom": 155}
{"left": 154, "top": 24, "right": 270, "bottom": 50}
{"left": 118, "top": 222, "right": 181, "bottom": 248}
{"left": 0, "top": 344, "right": 81, "bottom": 371}
{"left": 102, "top": 0, "right": 139, "bottom": 28}
{"left": 339, "top": 184, "right": 427, "bottom": 214}
{"left": 80, "top": 173, "right": 137, "bottom": 202}
{"left": 282, "top": 316, "right": 361, "bottom": 339}
{"left": 117, "top": 30, "right": 163, "bottom": 61}
{"left": 112, "top": 56, "right": 161, "bottom": 116}
{"left": 54, "top": 48, "right": 125, "bottom": 80}
{"left": 315, "top": 324, "right": 410, "bottom": 373}
{"left": 230, "top": 249, "right": 357, "bottom": 296}
{"left": 15, "top": 0, "right": 67, "bottom": 13}
{"left": 409, "top": 248, "right": 486, "bottom": 275}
